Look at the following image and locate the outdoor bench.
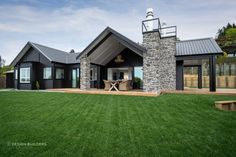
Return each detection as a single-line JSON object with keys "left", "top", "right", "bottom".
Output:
{"left": 215, "top": 101, "right": 236, "bottom": 111}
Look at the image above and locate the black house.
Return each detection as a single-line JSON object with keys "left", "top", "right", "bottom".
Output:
{"left": 10, "top": 24, "right": 223, "bottom": 92}
{"left": 11, "top": 42, "right": 80, "bottom": 90}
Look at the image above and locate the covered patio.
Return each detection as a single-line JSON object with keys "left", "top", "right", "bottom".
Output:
{"left": 77, "top": 27, "right": 145, "bottom": 91}
{"left": 176, "top": 38, "right": 223, "bottom": 92}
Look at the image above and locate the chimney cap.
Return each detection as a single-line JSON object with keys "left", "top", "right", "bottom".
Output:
{"left": 146, "top": 8, "right": 153, "bottom": 13}
{"left": 146, "top": 8, "right": 154, "bottom": 18}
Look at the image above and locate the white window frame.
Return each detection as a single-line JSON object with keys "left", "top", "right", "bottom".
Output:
{"left": 56, "top": 68, "right": 64, "bottom": 79}
{"left": 15, "top": 69, "right": 18, "bottom": 80}
{"left": 20, "top": 67, "right": 30, "bottom": 83}
{"left": 43, "top": 67, "right": 52, "bottom": 79}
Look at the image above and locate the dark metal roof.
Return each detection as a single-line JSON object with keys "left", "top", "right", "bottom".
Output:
{"left": 11, "top": 42, "right": 79, "bottom": 66}
{"left": 31, "top": 43, "right": 80, "bottom": 64}
{"left": 77, "top": 27, "right": 146, "bottom": 59}
{"left": 176, "top": 38, "right": 223, "bottom": 56}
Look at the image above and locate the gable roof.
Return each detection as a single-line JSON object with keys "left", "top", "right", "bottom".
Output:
{"left": 176, "top": 38, "right": 223, "bottom": 56}
{"left": 77, "top": 27, "right": 146, "bottom": 59}
{"left": 11, "top": 42, "right": 80, "bottom": 66}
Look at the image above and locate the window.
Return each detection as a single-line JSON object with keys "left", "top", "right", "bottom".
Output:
{"left": 43, "top": 67, "right": 52, "bottom": 79}
{"left": 56, "top": 68, "right": 64, "bottom": 79}
{"left": 90, "top": 69, "right": 93, "bottom": 80}
{"left": 119, "top": 72, "right": 124, "bottom": 79}
{"left": 77, "top": 68, "right": 80, "bottom": 79}
{"left": 15, "top": 69, "right": 18, "bottom": 80}
{"left": 90, "top": 66, "right": 97, "bottom": 81}
{"left": 20, "top": 68, "right": 30, "bottom": 83}
{"left": 112, "top": 72, "right": 117, "bottom": 80}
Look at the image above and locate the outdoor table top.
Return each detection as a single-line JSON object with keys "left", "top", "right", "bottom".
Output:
{"left": 109, "top": 81, "right": 120, "bottom": 91}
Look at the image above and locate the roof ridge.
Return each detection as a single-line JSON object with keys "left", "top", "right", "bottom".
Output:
{"left": 30, "top": 42, "right": 68, "bottom": 54}
{"left": 177, "top": 37, "right": 213, "bottom": 43}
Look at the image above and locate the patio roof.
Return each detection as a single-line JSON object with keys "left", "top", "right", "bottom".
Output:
{"left": 176, "top": 38, "right": 223, "bottom": 56}
{"left": 77, "top": 27, "right": 146, "bottom": 65}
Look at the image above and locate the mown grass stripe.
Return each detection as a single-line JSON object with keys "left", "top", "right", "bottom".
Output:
{"left": 0, "top": 92, "right": 235, "bottom": 157}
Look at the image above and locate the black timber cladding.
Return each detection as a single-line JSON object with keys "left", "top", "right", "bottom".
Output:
{"left": 11, "top": 42, "right": 80, "bottom": 90}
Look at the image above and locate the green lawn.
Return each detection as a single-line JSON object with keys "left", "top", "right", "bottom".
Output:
{"left": 0, "top": 92, "right": 235, "bottom": 157}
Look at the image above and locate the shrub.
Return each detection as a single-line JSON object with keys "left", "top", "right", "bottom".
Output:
{"left": 36, "top": 81, "right": 40, "bottom": 90}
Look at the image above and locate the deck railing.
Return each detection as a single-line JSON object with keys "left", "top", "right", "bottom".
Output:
{"left": 142, "top": 18, "right": 177, "bottom": 38}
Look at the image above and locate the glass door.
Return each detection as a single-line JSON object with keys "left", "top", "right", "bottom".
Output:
{"left": 134, "top": 67, "right": 143, "bottom": 89}
{"left": 72, "top": 69, "right": 77, "bottom": 88}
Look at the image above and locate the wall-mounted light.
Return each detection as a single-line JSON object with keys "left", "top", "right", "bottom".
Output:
{"left": 115, "top": 55, "right": 124, "bottom": 63}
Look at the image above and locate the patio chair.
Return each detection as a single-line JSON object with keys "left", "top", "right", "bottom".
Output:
{"left": 119, "top": 80, "right": 130, "bottom": 91}
{"left": 103, "top": 80, "right": 111, "bottom": 90}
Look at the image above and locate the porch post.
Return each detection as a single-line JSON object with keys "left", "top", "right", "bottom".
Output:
{"left": 176, "top": 60, "right": 184, "bottom": 90}
{"left": 198, "top": 65, "right": 202, "bottom": 89}
{"left": 80, "top": 56, "right": 90, "bottom": 90}
{"left": 97, "top": 66, "right": 101, "bottom": 89}
{"left": 209, "top": 55, "right": 216, "bottom": 92}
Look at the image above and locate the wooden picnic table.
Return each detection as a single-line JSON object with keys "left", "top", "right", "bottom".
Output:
{"left": 109, "top": 80, "right": 122, "bottom": 91}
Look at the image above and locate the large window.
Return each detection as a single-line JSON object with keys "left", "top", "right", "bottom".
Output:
{"left": 134, "top": 67, "right": 143, "bottom": 89}
{"left": 56, "top": 68, "right": 64, "bottom": 79}
{"left": 20, "top": 68, "right": 30, "bottom": 83}
{"left": 43, "top": 67, "right": 52, "bottom": 79}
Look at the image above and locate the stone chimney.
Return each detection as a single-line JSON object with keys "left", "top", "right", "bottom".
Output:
{"left": 142, "top": 9, "right": 176, "bottom": 92}
{"left": 80, "top": 56, "right": 90, "bottom": 90}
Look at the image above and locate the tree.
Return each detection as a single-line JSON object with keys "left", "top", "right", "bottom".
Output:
{"left": 0, "top": 65, "right": 13, "bottom": 76}
{"left": 216, "top": 23, "right": 236, "bottom": 52}
{"left": 215, "top": 23, "right": 236, "bottom": 76}
{"left": 0, "top": 56, "right": 13, "bottom": 76}
{"left": 0, "top": 56, "right": 6, "bottom": 68}
{"left": 216, "top": 52, "right": 228, "bottom": 75}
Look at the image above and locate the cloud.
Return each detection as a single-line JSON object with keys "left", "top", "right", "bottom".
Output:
{"left": 0, "top": 5, "right": 142, "bottom": 35}
{"left": 0, "top": 5, "right": 144, "bottom": 64}
{"left": 0, "top": 0, "right": 235, "bottom": 64}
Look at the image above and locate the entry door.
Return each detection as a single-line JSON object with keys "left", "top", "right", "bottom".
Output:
{"left": 72, "top": 69, "right": 77, "bottom": 88}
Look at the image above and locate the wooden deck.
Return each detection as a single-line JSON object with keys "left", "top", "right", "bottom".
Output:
{"left": 163, "top": 87, "right": 236, "bottom": 96}
{"left": 47, "top": 88, "right": 159, "bottom": 97}
{"left": 47, "top": 88, "right": 236, "bottom": 96}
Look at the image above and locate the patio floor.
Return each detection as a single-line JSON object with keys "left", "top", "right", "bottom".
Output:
{"left": 47, "top": 88, "right": 236, "bottom": 96}
{"left": 47, "top": 88, "right": 159, "bottom": 97}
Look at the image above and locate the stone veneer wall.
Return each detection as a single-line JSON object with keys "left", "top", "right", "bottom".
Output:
{"left": 80, "top": 56, "right": 90, "bottom": 90}
{"left": 142, "top": 32, "right": 176, "bottom": 92}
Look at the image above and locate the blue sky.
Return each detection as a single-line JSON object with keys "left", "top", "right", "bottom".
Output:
{"left": 0, "top": 0, "right": 235, "bottom": 64}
